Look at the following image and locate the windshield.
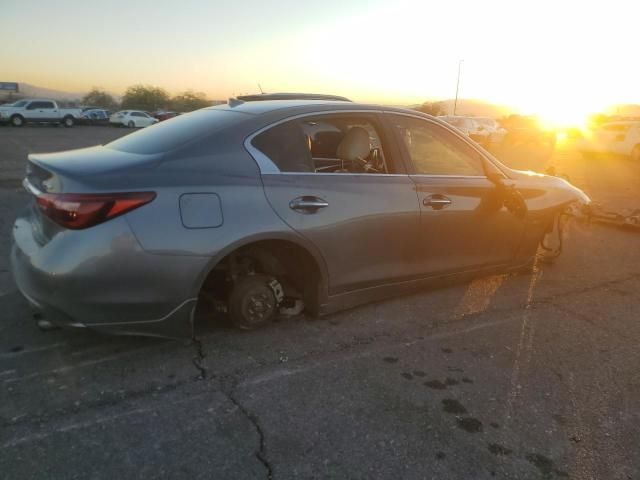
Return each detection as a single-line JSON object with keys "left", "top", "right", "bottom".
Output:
{"left": 105, "top": 108, "right": 247, "bottom": 154}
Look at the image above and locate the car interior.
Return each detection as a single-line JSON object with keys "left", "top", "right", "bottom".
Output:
{"left": 252, "top": 116, "right": 390, "bottom": 174}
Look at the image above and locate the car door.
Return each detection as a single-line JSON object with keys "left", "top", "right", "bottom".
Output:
{"left": 39, "top": 101, "right": 58, "bottom": 121}
{"left": 249, "top": 111, "right": 422, "bottom": 295}
{"left": 618, "top": 124, "right": 638, "bottom": 155}
{"left": 25, "top": 101, "right": 45, "bottom": 120}
{"left": 27, "top": 101, "right": 57, "bottom": 121}
{"left": 140, "top": 112, "right": 153, "bottom": 127}
{"left": 628, "top": 124, "right": 640, "bottom": 155}
{"left": 386, "top": 113, "right": 526, "bottom": 275}
{"left": 129, "top": 112, "right": 140, "bottom": 127}
{"left": 609, "top": 124, "right": 630, "bottom": 155}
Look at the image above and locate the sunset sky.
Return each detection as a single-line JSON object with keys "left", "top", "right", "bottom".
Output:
{"left": 2, "top": 0, "right": 638, "bottom": 125}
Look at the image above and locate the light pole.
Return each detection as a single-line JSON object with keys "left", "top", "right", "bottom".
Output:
{"left": 453, "top": 59, "right": 463, "bottom": 115}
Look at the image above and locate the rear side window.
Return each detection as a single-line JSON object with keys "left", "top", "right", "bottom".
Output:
{"left": 392, "top": 115, "right": 485, "bottom": 176}
{"left": 106, "top": 109, "right": 246, "bottom": 154}
{"left": 251, "top": 121, "right": 315, "bottom": 172}
{"left": 28, "top": 101, "right": 54, "bottom": 109}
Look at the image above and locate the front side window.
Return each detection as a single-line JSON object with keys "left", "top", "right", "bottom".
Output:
{"left": 392, "top": 115, "right": 485, "bottom": 176}
{"left": 251, "top": 114, "right": 391, "bottom": 174}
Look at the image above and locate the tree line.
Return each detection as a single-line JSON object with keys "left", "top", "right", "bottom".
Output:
{"left": 82, "top": 85, "right": 214, "bottom": 113}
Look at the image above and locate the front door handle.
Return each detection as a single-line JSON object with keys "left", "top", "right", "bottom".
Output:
{"left": 423, "top": 194, "right": 452, "bottom": 210}
{"left": 289, "top": 196, "right": 329, "bottom": 213}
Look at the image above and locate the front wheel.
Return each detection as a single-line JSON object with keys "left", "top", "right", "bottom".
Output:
{"left": 228, "top": 274, "right": 279, "bottom": 330}
{"left": 10, "top": 115, "right": 24, "bottom": 127}
{"left": 127, "top": 120, "right": 135, "bottom": 128}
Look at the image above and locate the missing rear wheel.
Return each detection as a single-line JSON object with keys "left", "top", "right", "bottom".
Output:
{"left": 228, "top": 274, "right": 280, "bottom": 330}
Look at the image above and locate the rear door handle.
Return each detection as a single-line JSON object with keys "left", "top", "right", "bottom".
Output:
{"left": 289, "top": 196, "right": 329, "bottom": 213}
{"left": 423, "top": 194, "right": 452, "bottom": 210}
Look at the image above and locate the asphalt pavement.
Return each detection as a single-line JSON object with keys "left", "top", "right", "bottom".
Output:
{"left": 1, "top": 126, "right": 639, "bottom": 479}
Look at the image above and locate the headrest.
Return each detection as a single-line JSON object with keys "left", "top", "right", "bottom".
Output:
{"left": 336, "top": 127, "right": 371, "bottom": 161}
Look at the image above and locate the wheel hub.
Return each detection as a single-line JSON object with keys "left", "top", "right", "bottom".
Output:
{"left": 243, "top": 290, "right": 275, "bottom": 324}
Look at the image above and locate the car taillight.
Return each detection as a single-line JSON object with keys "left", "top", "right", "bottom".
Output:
{"left": 35, "top": 192, "right": 156, "bottom": 229}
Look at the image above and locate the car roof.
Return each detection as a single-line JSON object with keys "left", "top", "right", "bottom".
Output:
{"left": 208, "top": 99, "right": 359, "bottom": 115}
{"left": 206, "top": 99, "right": 435, "bottom": 119}
{"left": 237, "top": 93, "right": 351, "bottom": 102}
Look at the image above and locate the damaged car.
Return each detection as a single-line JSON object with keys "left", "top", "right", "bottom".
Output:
{"left": 10, "top": 94, "right": 590, "bottom": 338}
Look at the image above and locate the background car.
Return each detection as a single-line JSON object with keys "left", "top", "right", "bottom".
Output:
{"left": 80, "top": 108, "right": 110, "bottom": 125}
{"left": 0, "top": 99, "right": 81, "bottom": 127}
{"left": 109, "top": 110, "right": 158, "bottom": 128}
{"left": 578, "top": 121, "right": 640, "bottom": 160}
{"left": 437, "top": 115, "right": 492, "bottom": 147}
{"left": 154, "top": 111, "right": 181, "bottom": 122}
{"left": 501, "top": 115, "right": 557, "bottom": 148}
{"left": 11, "top": 97, "right": 590, "bottom": 339}
{"left": 473, "top": 117, "right": 508, "bottom": 146}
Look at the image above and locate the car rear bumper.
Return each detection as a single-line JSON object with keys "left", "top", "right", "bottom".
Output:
{"left": 10, "top": 211, "right": 207, "bottom": 338}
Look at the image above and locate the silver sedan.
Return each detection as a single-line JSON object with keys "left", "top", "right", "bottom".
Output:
{"left": 10, "top": 95, "right": 590, "bottom": 338}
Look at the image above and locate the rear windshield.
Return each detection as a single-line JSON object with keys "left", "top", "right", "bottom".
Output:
{"left": 105, "top": 109, "right": 247, "bottom": 154}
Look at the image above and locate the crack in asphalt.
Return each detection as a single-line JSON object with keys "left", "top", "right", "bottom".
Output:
{"left": 222, "top": 380, "right": 273, "bottom": 480}
{"left": 191, "top": 337, "right": 207, "bottom": 380}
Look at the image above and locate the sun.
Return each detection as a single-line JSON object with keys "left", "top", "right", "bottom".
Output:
{"left": 528, "top": 99, "right": 592, "bottom": 130}
{"left": 515, "top": 89, "right": 612, "bottom": 131}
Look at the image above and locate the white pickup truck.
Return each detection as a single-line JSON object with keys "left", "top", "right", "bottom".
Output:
{"left": 0, "top": 99, "right": 82, "bottom": 127}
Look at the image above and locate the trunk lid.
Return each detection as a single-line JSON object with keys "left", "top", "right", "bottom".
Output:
{"left": 24, "top": 146, "right": 161, "bottom": 243}
{"left": 27, "top": 146, "right": 162, "bottom": 189}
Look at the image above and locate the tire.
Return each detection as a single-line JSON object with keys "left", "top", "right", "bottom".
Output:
{"left": 228, "top": 274, "right": 278, "bottom": 330}
{"left": 10, "top": 115, "right": 24, "bottom": 127}
{"left": 631, "top": 145, "right": 640, "bottom": 162}
{"left": 127, "top": 120, "right": 135, "bottom": 128}
{"left": 62, "top": 116, "right": 74, "bottom": 128}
